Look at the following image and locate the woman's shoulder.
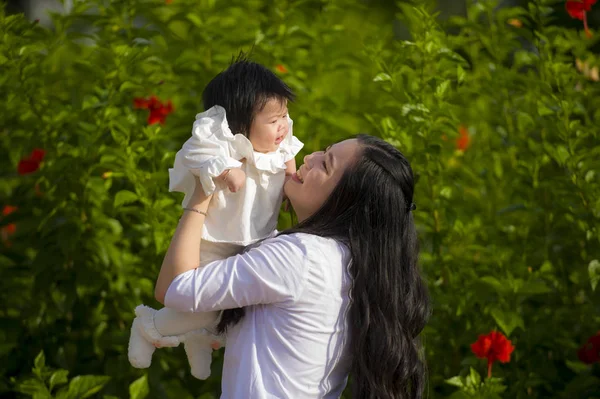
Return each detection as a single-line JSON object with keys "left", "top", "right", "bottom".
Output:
{"left": 262, "top": 233, "right": 349, "bottom": 262}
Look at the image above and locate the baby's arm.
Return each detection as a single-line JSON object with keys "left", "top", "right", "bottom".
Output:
{"left": 215, "top": 167, "right": 246, "bottom": 193}
{"left": 284, "top": 158, "right": 297, "bottom": 183}
{"left": 282, "top": 159, "right": 297, "bottom": 209}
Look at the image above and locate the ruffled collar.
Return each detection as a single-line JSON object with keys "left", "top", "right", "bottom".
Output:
{"left": 195, "top": 105, "right": 301, "bottom": 174}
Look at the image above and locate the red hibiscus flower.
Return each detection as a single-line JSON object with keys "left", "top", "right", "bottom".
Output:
{"left": 18, "top": 148, "right": 46, "bottom": 175}
{"left": 471, "top": 331, "right": 515, "bottom": 378}
{"left": 566, "top": 0, "right": 597, "bottom": 38}
{"left": 2, "top": 205, "right": 18, "bottom": 217}
{"left": 1, "top": 205, "right": 18, "bottom": 246}
{"left": 133, "top": 96, "right": 174, "bottom": 125}
{"left": 578, "top": 332, "right": 600, "bottom": 364}
{"left": 275, "top": 64, "right": 288, "bottom": 74}
{"left": 456, "top": 125, "right": 471, "bottom": 151}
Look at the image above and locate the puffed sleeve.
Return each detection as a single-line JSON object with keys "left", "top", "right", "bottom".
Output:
{"left": 280, "top": 115, "right": 304, "bottom": 162}
{"left": 168, "top": 106, "right": 243, "bottom": 204}
{"left": 164, "top": 234, "right": 310, "bottom": 312}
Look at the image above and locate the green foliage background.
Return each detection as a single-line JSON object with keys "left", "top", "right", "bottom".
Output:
{"left": 1, "top": 0, "right": 599, "bottom": 397}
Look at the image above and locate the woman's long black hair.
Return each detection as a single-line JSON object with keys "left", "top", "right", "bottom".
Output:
{"left": 220, "top": 135, "right": 430, "bottom": 399}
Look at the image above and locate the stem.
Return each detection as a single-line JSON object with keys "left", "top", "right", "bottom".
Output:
{"left": 487, "top": 360, "right": 493, "bottom": 378}
{"left": 583, "top": 12, "right": 592, "bottom": 38}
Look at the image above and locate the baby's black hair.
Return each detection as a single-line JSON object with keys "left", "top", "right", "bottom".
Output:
{"left": 202, "top": 54, "right": 295, "bottom": 137}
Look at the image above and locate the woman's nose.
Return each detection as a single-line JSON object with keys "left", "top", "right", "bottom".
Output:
{"left": 302, "top": 154, "right": 312, "bottom": 166}
{"left": 303, "top": 153, "right": 312, "bottom": 168}
{"left": 303, "top": 151, "right": 322, "bottom": 168}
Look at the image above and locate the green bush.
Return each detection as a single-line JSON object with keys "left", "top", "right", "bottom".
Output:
{"left": 1, "top": 0, "right": 599, "bottom": 398}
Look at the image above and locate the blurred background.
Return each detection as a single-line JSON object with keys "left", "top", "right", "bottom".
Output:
{"left": 1, "top": 0, "right": 600, "bottom": 398}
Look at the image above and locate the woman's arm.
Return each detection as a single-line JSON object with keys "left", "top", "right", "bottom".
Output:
{"left": 163, "top": 234, "right": 311, "bottom": 313}
{"left": 155, "top": 178, "right": 211, "bottom": 304}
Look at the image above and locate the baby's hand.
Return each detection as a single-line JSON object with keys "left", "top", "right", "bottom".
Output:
{"left": 223, "top": 168, "right": 246, "bottom": 193}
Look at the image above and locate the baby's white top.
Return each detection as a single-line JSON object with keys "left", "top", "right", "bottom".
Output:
{"left": 169, "top": 105, "right": 303, "bottom": 245}
{"left": 165, "top": 232, "right": 353, "bottom": 399}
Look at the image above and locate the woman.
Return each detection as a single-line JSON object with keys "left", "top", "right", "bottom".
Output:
{"left": 155, "top": 135, "right": 430, "bottom": 399}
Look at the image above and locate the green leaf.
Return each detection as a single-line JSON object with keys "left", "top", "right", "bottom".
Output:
{"left": 565, "top": 359, "right": 592, "bottom": 374}
{"left": 468, "top": 367, "right": 481, "bottom": 387}
{"left": 445, "top": 376, "right": 464, "bottom": 388}
{"left": 114, "top": 190, "right": 139, "bottom": 207}
{"left": 16, "top": 378, "right": 50, "bottom": 397}
{"left": 186, "top": 13, "right": 203, "bottom": 28}
{"left": 589, "top": 260, "right": 600, "bottom": 291}
{"left": 480, "top": 276, "right": 509, "bottom": 294}
{"left": 34, "top": 351, "right": 45, "bottom": 371}
{"left": 490, "top": 309, "right": 524, "bottom": 336}
{"left": 518, "top": 280, "right": 551, "bottom": 295}
{"left": 435, "top": 80, "right": 451, "bottom": 98}
{"left": 63, "top": 376, "right": 110, "bottom": 399}
{"left": 493, "top": 155, "right": 503, "bottom": 179}
{"left": 49, "top": 370, "right": 69, "bottom": 392}
{"left": 129, "top": 375, "right": 149, "bottom": 399}
{"left": 373, "top": 72, "right": 392, "bottom": 82}
{"left": 555, "top": 146, "right": 570, "bottom": 165}
{"left": 440, "top": 186, "right": 452, "bottom": 199}
{"left": 457, "top": 65, "right": 466, "bottom": 83}
{"left": 537, "top": 101, "right": 554, "bottom": 116}
{"left": 540, "top": 261, "right": 553, "bottom": 273}
{"left": 119, "top": 82, "right": 143, "bottom": 92}
{"left": 585, "top": 170, "right": 596, "bottom": 183}
{"left": 78, "top": 121, "right": 98, "bottom": 132}
{"left": 447, "top": 392, "right": 472, "bottom": 399}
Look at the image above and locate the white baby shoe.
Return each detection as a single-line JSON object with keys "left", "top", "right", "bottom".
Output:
{"left": 128, "top": 305, "right": 182, "bottom": 369}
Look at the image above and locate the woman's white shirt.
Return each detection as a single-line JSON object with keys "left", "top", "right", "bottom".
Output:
{"left": 168, "top": 105, "right": 303, "bottom": 245}
{"left": 165, "top": 233, "right": 353, "bottom": 399}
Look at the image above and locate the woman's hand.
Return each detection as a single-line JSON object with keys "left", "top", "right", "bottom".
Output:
{"left": 188, "top": 176, "right": 212, "bottom": 207}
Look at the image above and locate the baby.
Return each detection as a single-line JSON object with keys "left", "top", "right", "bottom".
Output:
{"left": 128, "top": 58, "right": 303, "bottom": 379}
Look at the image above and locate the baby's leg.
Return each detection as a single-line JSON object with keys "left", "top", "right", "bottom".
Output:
{"left": 128, "top": 240, "right": 243, "bottom": 373}
{"left": 153, "top": 308, "right": 218, "bottom": 336}
{"left": 180, "top": 240, "right": 245, "bottom": 378}
{"left": 153, "top": 240, "right": 244, "bottom": 335}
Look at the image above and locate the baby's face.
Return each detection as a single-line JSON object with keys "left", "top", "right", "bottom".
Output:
{"left": 249, "top": 98, "right": 289, "bottom": 154}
